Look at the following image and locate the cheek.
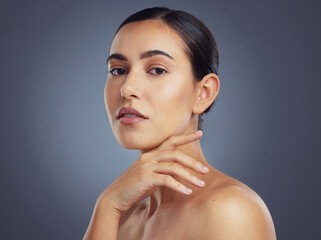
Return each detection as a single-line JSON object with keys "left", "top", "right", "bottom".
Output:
{"left": 104, "top": 80, "right": 119, "bottom": 117}
{"left": 153, "top": 78, "right": 194, "bottom": 123}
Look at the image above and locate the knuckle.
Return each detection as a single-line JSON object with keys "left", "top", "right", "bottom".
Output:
{"left": 175, "top": 165, "right": 188, "bottom": 177}
{"left": 184, "top": 169, "right": 194, "bottom": 179}
{"left": 163, "top": 175, "right": 172, "bottom": 185}
{"left": 141, "top": 161, "right": 150, "bottom": 171}
{"left": 141, "top": 152, "right": 155, "bottom": 163}
{"left": 172, "top": 149, "right": 180, "bottom": 156}
{"left": 167, "top": 138, "right": 175, "bottom": 146}
{"left": 192, "top": 158, "right": 200, "bottom": 165}
{"left": 169, "top": 162, "right": 177, "bottom": 169}
{"left": 173, "top": 163, "right": 184, "bottom": 171}
{"left": 188, "top": 172, "right": 195, "bottom": 180}
{"left": 170, "top": 150, "right": 180, "bottom": 160}
{"left": 141, "top": 152, "right": 150, "bottom": 161}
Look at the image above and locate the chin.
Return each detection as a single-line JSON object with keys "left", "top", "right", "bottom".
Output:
{"left": 118, "top": 140, "right": 159, "bottom": 151}
{"left": 115, "top": 132, "right": 165, "bottom": 151}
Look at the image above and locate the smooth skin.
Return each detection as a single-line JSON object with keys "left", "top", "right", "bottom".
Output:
{"left": 83, "top": 19, "right": 276, "bottom": 240}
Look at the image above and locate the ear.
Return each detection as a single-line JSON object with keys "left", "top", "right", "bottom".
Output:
{"left": 193, "top": 73, "right": 220, "bottom": 114}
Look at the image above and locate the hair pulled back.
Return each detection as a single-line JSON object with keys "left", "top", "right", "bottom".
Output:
{"left": 113, "top": 7, "right": 219, "bottom": 131}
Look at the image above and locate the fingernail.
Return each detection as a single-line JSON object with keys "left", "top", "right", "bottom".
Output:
{"left": 185, "top": 187, "right": 192, "bottom": 194}
{"left": 198, "top": 179, "right": 205, "bottom": 186}
{"left": 201, "top": 166, "right": 209, "bottom": 172}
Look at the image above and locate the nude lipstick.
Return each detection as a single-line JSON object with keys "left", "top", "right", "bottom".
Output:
{"left": 117, "top": 107, "right": 148, "bottom": 125}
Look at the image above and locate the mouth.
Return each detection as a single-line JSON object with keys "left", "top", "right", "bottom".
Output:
{"left": 116, "top": 107, "right": 148, "bottom": 124}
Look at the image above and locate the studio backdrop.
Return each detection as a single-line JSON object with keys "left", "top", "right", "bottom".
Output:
{"left": 0, "top": 0, "right": 320, "bottom": 239}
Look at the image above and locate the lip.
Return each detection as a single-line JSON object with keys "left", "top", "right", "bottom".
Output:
{"left": 117, "top": 107, "right": 148, "bottom": 119}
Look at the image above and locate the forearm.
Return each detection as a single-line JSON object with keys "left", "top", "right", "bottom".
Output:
{"left": 83, "top": 197, "right": 121, "bottom": 240}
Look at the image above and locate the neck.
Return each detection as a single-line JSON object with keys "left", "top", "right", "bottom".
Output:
{"left": 142, "top": 134, "right": 211, "bottom": 217}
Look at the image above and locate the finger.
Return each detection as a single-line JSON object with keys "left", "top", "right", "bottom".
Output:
{"left": 153, "top": 174, "right": 193, "bottom": 195}
{"left": 155, "top": 130, "right": 203, "bottom": 152}
{"left": 151, "top": 162, "right": 206, "bottom": 187}
{"left": 151, "top": 150, "right": 209, "bottom": 174}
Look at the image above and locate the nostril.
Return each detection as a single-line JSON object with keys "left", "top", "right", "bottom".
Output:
{"left": 120, "top": 84, "right": 139, "bottom": 100}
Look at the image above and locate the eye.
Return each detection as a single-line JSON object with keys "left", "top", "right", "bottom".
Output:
{"left": 149, "top": 68, "right": 167, "bottom": 75}
{"left": 109, "top": 68, "right": 127, "bottom": 76}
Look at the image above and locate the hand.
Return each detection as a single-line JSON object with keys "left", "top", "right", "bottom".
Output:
{"left": 98, "top": 130, "right": 209, "bottom": 214}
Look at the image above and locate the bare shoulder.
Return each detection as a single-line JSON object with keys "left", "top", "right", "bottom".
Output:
{"left": 198, "top": 174, "right": 276, "bottom": 240}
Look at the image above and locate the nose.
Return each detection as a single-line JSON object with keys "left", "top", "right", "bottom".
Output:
{"left": 120, "top": 69, "right": 141, "bottom": 100}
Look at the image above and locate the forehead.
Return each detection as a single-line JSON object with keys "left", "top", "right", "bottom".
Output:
{"left": 109, "top": 19, "right": 188, "bottom": 61}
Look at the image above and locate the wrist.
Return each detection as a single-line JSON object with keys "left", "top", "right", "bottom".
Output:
{"left": 83, "top": 193, "right": 121, "bottom": 240}
{"left": 96, "top": 193, "right": 122, "bottom": 218}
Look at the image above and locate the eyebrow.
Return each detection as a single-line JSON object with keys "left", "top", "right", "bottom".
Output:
{"left": 106, "top": 50, "right": 175, "bottom": 64}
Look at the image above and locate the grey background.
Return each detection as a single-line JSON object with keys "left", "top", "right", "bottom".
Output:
{"left": 1, "top": 0, "right": 320, "bottom": 239}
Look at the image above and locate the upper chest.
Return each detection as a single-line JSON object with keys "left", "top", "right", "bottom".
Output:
{"left": 119, "top": 201, "right": 205, "bottom": 240}
{"left": 143, "top": 208, "right": 201, "bottom": 240}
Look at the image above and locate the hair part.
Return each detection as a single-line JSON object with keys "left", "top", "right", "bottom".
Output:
{"left": 113, "top": 7, "right": 219, "bottom": 131}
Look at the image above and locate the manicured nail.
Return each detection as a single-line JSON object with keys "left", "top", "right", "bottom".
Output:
{"left": 197, "top": 179, "right": 205, "bottom": 186}
{"left": 185, "top": 187, "right": 192, "bottom": 194}
{"left": 201, "top": 166, "right": 209, "bottom": 172}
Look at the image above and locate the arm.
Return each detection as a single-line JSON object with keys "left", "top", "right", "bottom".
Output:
{"left": 83, "top": 196, "right": 121, "bottom": 240}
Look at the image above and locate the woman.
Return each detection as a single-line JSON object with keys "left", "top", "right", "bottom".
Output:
{"left": 83, "top": 7, "right": 276, "bottom": 240}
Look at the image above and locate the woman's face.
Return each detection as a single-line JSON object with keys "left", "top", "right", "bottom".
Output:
{"left": 104, "top": 19, "right": 199, "bottom": 151}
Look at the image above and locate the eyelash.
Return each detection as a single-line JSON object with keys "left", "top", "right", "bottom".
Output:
{"left": 109, "top": 67, "right": 167, "bottom": 76}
